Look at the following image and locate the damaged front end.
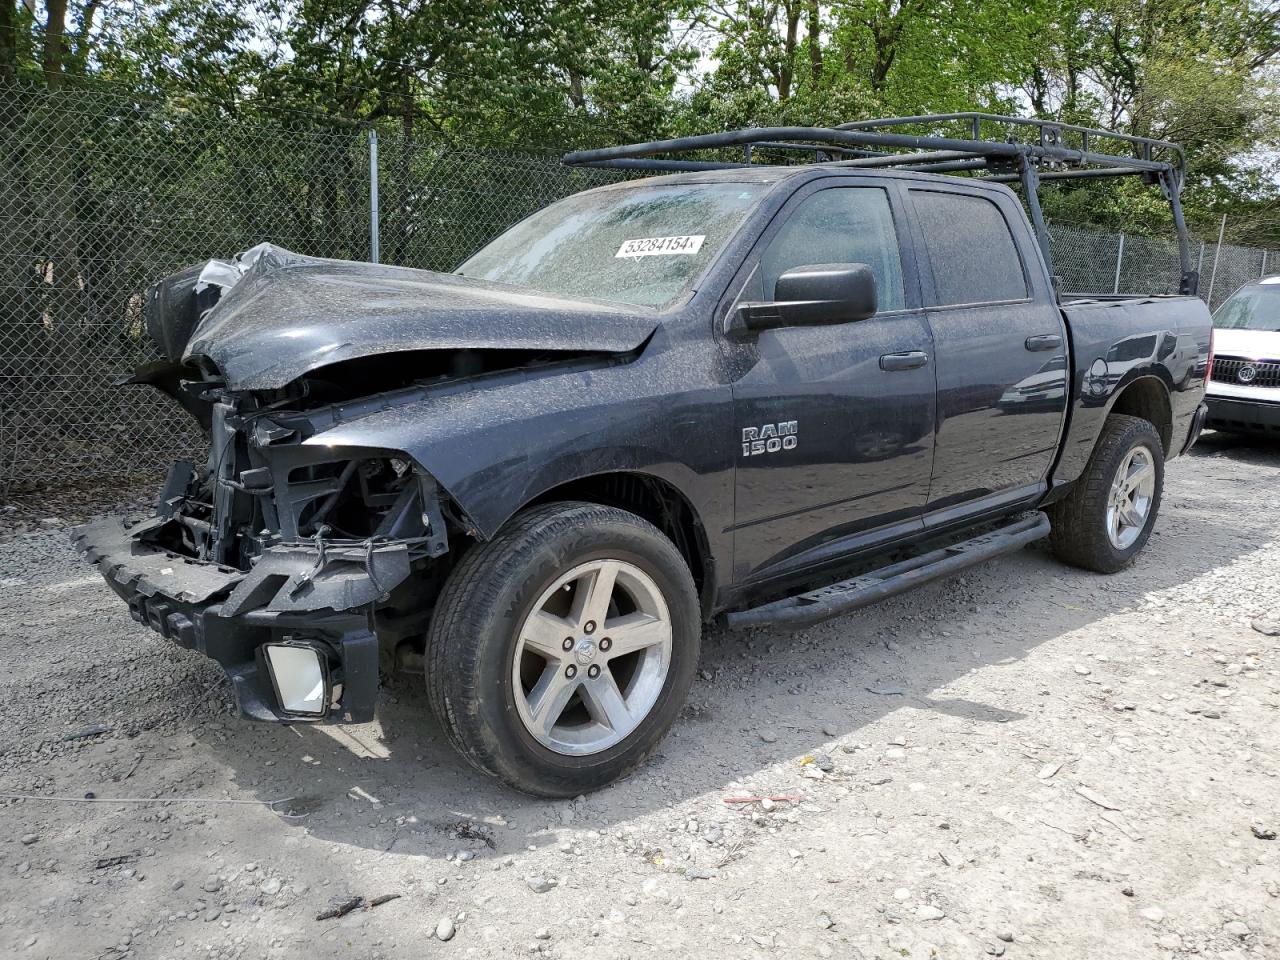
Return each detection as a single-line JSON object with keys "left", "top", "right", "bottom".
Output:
{"left": 75, "top": 244, "right": 656, "bottom": 723}
{"left": 73, "top": 393, "right": 451, "bottom": 723}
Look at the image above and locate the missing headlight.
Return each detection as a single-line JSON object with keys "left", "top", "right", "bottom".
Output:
{"left": 284, "top": 457, "right": 417, "bottom": 541}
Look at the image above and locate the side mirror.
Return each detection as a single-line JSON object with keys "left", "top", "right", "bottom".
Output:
{"left": 735, "top": 263, "right": 877, "bottom": 333}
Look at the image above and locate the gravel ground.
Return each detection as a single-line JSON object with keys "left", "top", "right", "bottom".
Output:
{"left": 1, "top": 431, "right": 1277, "bottom": 960}
{"left": 0, "top": 477, "right": 159, "bottom": 540}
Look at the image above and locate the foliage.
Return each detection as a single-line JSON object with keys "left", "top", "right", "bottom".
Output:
{"left": 2, "top": 0, "right": 1278, "bottom": 242}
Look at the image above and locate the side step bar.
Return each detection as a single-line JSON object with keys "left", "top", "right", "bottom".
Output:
{"left": 723, "top": 512, "right": 1051, "bottom": 630}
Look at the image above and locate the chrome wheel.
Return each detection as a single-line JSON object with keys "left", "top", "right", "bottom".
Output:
{"left": 512, "top": 559, "right": 673, "bottom": 756}
{"left": 1106, "top": 445, "right": 1156, "bottom": 550}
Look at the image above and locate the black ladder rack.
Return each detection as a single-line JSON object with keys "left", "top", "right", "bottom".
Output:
{"left": 562, "top": 112, "right": 1197, "bottom": 296}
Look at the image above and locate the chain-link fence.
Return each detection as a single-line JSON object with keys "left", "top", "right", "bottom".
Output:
{"left": 1048, "top": 222, "right": 1275, "bottom": 309}
{"left": 1, "top": 83, "right": 1276, "bottom": 492}
{"left": 1, "top": 84, "right": 372, "bottom": 490}
{"left": 0, "top": 84, "right": 623, "bottom": 490}
{"left": 370, "top": 131, "right": 630, "bottom": 273}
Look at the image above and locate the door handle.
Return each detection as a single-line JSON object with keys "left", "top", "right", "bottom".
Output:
{"left": 879, "top": 350, "right": 929, "bottom": 372}
{"left": 1025, "top": 334, "right": 1063, "bottom": 352}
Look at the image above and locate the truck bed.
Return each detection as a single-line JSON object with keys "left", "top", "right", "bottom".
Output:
{"left": 1054, "top": 294, "right": 1211, "bottom": 485}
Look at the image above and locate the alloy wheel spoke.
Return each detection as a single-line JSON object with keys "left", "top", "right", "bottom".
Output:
{"left": 571, "top": 560, "right": 618, "bottom": 631}
{"left": 1125, "top": 461, "right": 1154, "bottom": 492}
{"left": 522, "top": 609, "right": 574, "bottom": 661}
{"left": 526, "top": 665, "right": 579, "bottom": 736}
{"left": 579, "top": 670, "right": 632, "bottom": 732}
{"left": 601, "top": 611, "right": 669, "bottom": 658}
{"left": 1120, "top": 502, "right": 1145, "bottom": 528}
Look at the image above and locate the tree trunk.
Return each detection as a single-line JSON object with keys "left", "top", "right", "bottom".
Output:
{"left": 72, "top": 0, "right": 103, "bottom": 74}
{"left": 391, "top": 68, "right": 414, "bottom": 266}
{"left": 807, "top": 0, "right": 822, "bottom": 85}
{"left": 1029, "top": 65, "right": 1047, "bottom": 115}
{"left": 44, "top": 0, "right": 68, "bottom": 88}
{"left": 779, "top": 4, "right": 800, "bottom": 101}
{"left": 870, "top": 24, "right": 896, "bottom": 91}
{"left": 0, "top": 0, "right": 17, "bottom": 89}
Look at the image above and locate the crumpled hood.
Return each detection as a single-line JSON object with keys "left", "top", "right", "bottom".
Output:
{"left": 160, "top": 245, "right": 658, "bottom": 390}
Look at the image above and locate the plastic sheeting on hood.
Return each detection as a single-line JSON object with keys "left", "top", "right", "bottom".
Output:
{"left": 164, "top": 245, "right": 659, "bottom": 391}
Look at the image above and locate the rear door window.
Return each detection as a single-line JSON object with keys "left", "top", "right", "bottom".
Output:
{"left": 910, "top": 190, "right": 1028, "bottom": 305}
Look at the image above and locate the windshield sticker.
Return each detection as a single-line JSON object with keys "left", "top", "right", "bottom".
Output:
{"left": 615, "top": 235, "right": 706, "bottom": 258}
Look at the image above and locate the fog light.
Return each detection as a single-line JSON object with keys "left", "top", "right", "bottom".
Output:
{"left": 264, "top": 642, "right": 329, "bottom": 717}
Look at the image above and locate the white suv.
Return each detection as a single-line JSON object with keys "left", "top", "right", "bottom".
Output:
{"left": 1206, "top": 276, "right": 1280, "bottom": 437}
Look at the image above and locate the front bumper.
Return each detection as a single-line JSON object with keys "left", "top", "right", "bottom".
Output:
{"left": 1205, "top": 396, "right": 1280, "bottom": 435}
{"left": 72, "top": 516, "right": 413, "bottom": 723}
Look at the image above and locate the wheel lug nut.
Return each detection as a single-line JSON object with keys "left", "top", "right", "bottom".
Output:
{"left": 584, "top": 620, "right": 596, "bottom": 634}
{"left": 587, "top": 664, "right": 600, "bottom": 679}
{"left": 565, "top": 664, "right": 577, "bottom": 679}
{"left": 562, "top": 637, "right": 574, "bottom": 651}
{"left": 599, "top": 637, "right": 612, "bottom": 652}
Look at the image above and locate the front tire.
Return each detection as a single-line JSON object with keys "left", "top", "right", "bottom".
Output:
{"left": 1047, "top": 414, "right": 1164, "bottom": 573}
{"left": 425, "top": 502, "right": 700, "bottom": 797}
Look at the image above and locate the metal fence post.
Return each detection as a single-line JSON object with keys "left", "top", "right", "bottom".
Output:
{"left": 1113, "top": 233, "right": 1124, "bottom": 294}
{"left": 1262, "top": 250, "right": 1269, "bottom": 278}
{"left": 369, "top": 129, "right": 380, "bottom": 264}
{"left": 1206, "top": 214, "right": 1227, "bottom": 306}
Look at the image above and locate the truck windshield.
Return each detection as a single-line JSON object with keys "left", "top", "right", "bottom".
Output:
{"left": 1214, "top": 282, "right": 1280, "bottom": 332}
{"left": 457, "top": 182, "right": 765, "bottom": 307}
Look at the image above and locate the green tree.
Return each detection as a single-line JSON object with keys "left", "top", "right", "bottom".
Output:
{"left": 1, "top": 0, "right": 1277, "bottom": 240}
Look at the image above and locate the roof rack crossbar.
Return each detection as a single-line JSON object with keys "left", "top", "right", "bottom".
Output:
{"left": 984, "top": 165, "right": 1150, "bottom": 184}
{"left": 834, "top": 112, "right": 1182, "bottom": 163}
{"left": 899, "top": 159, "right": 989, "bottom": 174}
{"left": 581, "top": 158, "right": 757, "bottom": 172}
{"left": 572, "top": 155, "right": 989, "bottom": 175}
{"left": 831, "top": 149, "right": 982, "bottom": 169}
{"left": 749, "top": 141, "right": 888, "bottom": 159}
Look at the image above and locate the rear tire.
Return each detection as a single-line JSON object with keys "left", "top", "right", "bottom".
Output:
{"left": 425, "top": 502, "right": 700, "bottom": 797}
{"left": 1047, "top": 414, "right": 1164, "bottom": 573}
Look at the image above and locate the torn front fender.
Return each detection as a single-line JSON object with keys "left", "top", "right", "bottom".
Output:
{"left": 297, "top": 328, "right": 734, "bottom": 551}
{"left": 125, "top": 360, "right": 215, "bottom": 431}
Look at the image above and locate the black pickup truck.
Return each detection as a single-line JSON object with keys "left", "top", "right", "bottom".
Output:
{"left": 75, "top": 114, "right": 1212, "bottom": 796}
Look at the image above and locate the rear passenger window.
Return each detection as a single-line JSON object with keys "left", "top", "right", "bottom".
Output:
{"left": 761, "top": 188, "right": 906, "bottom": 312}
{"left": 910, "top": 191, "right": 1028, "bottom": 305}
